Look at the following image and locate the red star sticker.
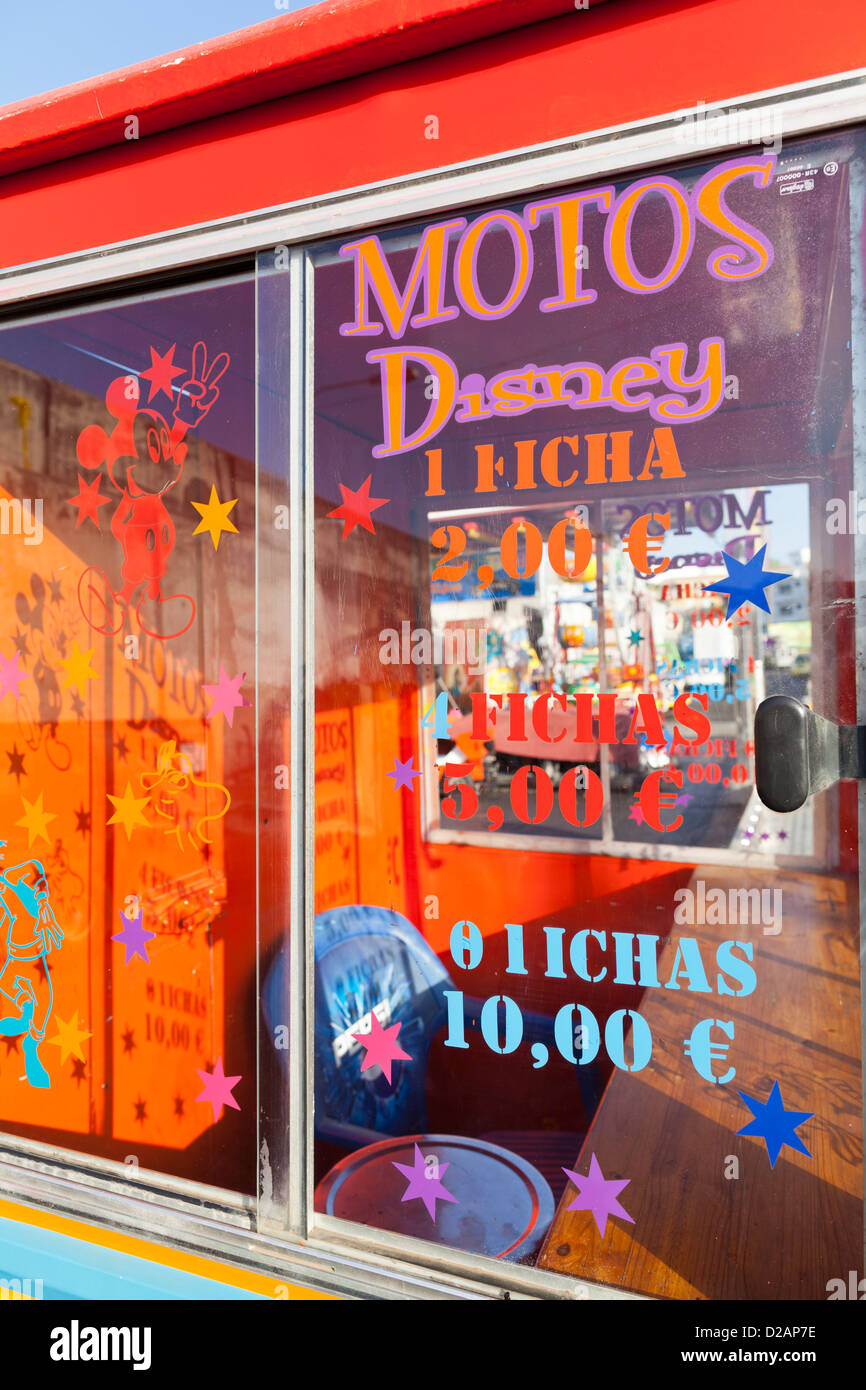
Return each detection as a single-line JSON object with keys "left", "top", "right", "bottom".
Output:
{"left": 139, "top": 344, "right": 185, "bottom": 403}
{"left": 326, "top": 475, "right": 388, "bottom": 540}
{"left": 67, "top": 473, "right": 110, "bottom": 530}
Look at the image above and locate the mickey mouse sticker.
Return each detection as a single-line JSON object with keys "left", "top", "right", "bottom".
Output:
{"left": 76, "top": 341, "right": 230, "bottom": 641}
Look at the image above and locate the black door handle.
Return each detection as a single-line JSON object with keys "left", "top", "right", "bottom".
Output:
{"left": 754, "top": 695, "right": 866, "bottom": 812}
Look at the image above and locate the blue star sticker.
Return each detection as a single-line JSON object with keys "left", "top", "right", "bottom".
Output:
{"left": 702, "top": 546, "right": 790, "bottom": 619}
{"left": 735, "top": 1080, "right": 813, "bottom": 1168}
{"left": 628, "top": 628, "right": 642, "bottom": 648}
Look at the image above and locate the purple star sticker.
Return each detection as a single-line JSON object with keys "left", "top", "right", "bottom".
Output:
{"left": 392, "top": 1143, "right": 458, "bottom": 1221}
{"left": 561, "top": 1152, "right": 634, "bottom": 1237}
{"left": 111, "top": 909, "right": 156, "bottom": 965}
{"left": 387, "top": 756, "right": 421, "bottom": 791}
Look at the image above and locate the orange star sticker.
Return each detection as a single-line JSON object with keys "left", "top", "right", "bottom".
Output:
{"left": 106, "top": 783, "right": 151, "bottom": 840}
{"left": 58, "top": 640, "right": 98, "bottom": 697}
{"left": 48, "top": 1011, "right": 92, "bottom": 1065}
{"left": 16, "top": 792, "right": 56, "bottom": 848}
{"left": 326, "top": 475, "right": 388, "bottom": 539}
{"left": 191, "top": 485, "right": 239, "bottom": 551}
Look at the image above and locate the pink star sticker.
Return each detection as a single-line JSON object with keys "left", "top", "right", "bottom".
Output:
{"left": 202, "top": 666, "right": 249, "bottom": 727}
{"left": 628, "top": 802, "right": 644, "bottom": 825}
{"left": 0, "top": 652, "right": 30, "bottom": 702}
{"left": 351, "top": 1011, "right": 412, "bottom": 1086}
{"left": 195, "top": 1057, "right": 242, "bottom": 1122}
{"left": 562, "top": 1152, "right": 634, "bottom": 1237}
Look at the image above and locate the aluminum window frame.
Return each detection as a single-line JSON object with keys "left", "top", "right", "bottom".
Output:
{"left": 0, "top": 67, "right": 863, "bottom": 1301}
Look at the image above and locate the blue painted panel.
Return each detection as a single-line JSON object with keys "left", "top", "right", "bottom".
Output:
{"left": 0, "top": 1214, "right": 266, "bottom": 1300}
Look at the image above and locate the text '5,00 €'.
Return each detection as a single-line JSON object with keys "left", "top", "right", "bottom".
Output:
{"left": 427, "top": 688, "right": 712, "bottom": 832}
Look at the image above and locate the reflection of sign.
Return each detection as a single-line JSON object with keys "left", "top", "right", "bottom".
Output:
{"left": 610, "top": 491, "right": 771, "bottom": 539}
{"left": 315, "top": 710, "right": 357, "bottom": 914}
{"left": 113, "top": 934, "right": 223, "bottom": 1148}
{"left": 432, "top": 561, "right": 535, "bottom": 602}
{"left": 315, "top": 763, "right": 346, "bottom": 784}
{"left": 332, "top": 1000, "right": 390, "bottom": 1063}
{"left": 141, "top": 867, "right": 227, "bottom": 936}
{"left": 110, "top": 631, "right": 229, "bottom": 1150}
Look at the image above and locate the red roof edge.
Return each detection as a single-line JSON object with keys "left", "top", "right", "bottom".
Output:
{"left": 0, "top": 0, "right": 610, "bottom": 179}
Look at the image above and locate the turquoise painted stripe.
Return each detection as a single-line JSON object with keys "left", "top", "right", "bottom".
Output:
{"left": 0, "top": 1214, "right": 266, "bottom": 1300}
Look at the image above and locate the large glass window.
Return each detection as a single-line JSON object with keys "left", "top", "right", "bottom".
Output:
{"left": 309, "top": 130, "right": 864, "bottom": 1297}
{"left": 1, "top": 118, "right": 862, "bottom": 1302}
{"left": 0, "top": 275, "right": 287, "bottom": 1199}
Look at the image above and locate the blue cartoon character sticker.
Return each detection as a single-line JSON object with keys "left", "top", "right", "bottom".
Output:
{"left": 0, "top": 847, "right": 63, "bottom": 1088}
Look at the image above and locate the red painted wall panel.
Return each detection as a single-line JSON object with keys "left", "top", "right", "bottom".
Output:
{"left": 0, "top": 0, "right": 598, "bottom": 176}
{"left": 0, "top": 0, "right": 863, "bottom": 271}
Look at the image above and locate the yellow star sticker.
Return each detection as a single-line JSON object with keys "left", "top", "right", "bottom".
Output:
{"left": 16, "top": 792, "right": 56, "bottom": 847}
{"left": 58, "top": 639, "right": 98, "bottom": 696}
{"left": 191, "top": 485, "right": 239, "bottom": 551}
{"left": 106, "top": 782, "right": 151, "bottom": 840}
{"left": 48, "top": 1011, "right": 92, "bottom": 1065}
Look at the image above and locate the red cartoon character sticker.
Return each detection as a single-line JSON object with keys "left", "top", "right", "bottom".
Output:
{"left": 76, "top": 342, "right": 230, "bottom": 640}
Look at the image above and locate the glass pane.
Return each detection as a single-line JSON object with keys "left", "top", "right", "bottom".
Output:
{"left": 311, "top": 130, "right": 864, "bottom": 1298}
{"left": 0, "top": 277, "right": 268, "bottom": 1197}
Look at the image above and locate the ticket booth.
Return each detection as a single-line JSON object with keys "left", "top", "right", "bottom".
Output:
{"left": 0, "top": 0, "right": 862, "bottom": 1302}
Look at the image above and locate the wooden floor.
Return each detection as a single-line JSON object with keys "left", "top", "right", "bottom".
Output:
{"left": 537, "top": 867, "right": 863, "bottom": 1299}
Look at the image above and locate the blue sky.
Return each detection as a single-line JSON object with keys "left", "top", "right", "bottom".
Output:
{"left": 0, "top": 0, "right": 316, "bottom": 106}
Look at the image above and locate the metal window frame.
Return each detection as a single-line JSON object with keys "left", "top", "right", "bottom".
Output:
{"left": 0, "top": 67, "right": 863, "bottom": 1301}
{"left": 0, "top": 67, "right": 864, "bottom": 310}
{"left": 849, "top": 123, "right": 866, "bottom": 1285}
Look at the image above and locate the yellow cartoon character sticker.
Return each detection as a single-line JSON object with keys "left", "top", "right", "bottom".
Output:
{"left": 140, "top": 740, "right": 231, "bottom": 853}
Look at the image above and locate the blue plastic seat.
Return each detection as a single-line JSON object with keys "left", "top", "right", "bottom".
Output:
{"left": 263, "top": 905, "right": 452, "bottom": 1149}
{"left": 262, "top": 903, "right": 600, "bottom": 1152}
